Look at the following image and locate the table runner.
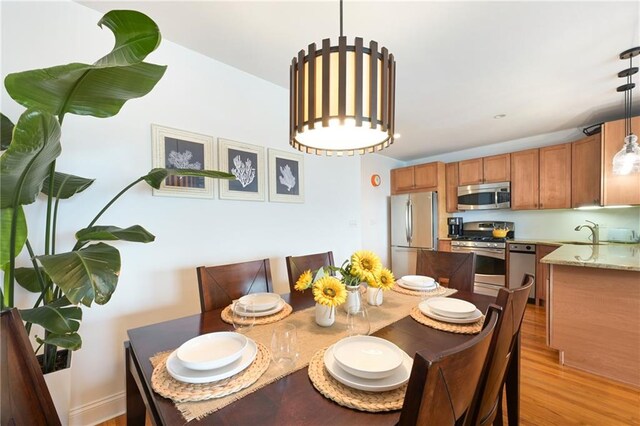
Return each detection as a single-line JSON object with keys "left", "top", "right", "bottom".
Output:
{"left": 152, "top": 287, "right": 457, "bottom": 422}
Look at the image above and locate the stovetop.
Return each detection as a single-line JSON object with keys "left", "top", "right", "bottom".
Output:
{"left": 451, "top": 236, "right": 511, "bottom": 243}
{"left": 450, "top": 235, "right": 512, "bottom": 249}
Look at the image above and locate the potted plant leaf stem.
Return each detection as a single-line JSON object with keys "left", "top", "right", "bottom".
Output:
{"left": 0, "top": 9, "right": 233, "bottom": 421}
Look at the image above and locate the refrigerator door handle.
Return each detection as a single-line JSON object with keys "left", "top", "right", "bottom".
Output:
{"left": 408, "top": 199, "right": 413, "bottom": 244}
{"left": 405, "top": 199, "right": 411, "bottom": 244}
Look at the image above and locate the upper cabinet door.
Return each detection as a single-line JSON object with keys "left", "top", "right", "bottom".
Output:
{"left": 414, "top": 163, "right": 439, "bottom": 191}
{"left": 391, "top": 166, "right": 415, "bottom": 194}
{"left": 482, "top": 153, "right": 511, "bottom": 183}
{"left": 539, "top": 143, "right": 572, "bottom": 209}
{"left": 458, "top": 158, "right": 483, "bottom": 185}
{"left": 602, "top": 116, "right": 640, "bottom": 206}
{"left": 511, "top": 148, "right": 539, "bottom": 210}
{"left": 572, "top": 134, "right": 601, "bottom": 208}
{"left": 445, "top": 162, "right": 459, "bottom": 213}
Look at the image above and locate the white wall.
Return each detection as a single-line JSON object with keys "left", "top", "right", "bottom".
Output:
{"left": 2, "top": 1, "right": 362, "bottom": 423}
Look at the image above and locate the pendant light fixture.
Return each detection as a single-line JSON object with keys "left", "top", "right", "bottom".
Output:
{"left": 612, "top": 46, "right": 640, "bottom": 175}
{"left": 289, "top": 0, "right": 396, "bottom": 156}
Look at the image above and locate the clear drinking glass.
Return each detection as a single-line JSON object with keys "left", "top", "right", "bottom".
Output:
{"left": 346, "top": 305, "right": 370, "bottom": 336}
{"left": 232, "top": 301, "right": 255, "bottom": 333}
{"left": 270, "top": 323, "right": 299, "bottom": 370}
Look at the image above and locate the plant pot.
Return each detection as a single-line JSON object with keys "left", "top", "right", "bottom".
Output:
{"left": 315, "top": 303, "right": 335, "bottom": 327}
{"left": 38, "top": 350, "right": 71, "bottom": 426}
{"left": 366, "top": 285, "right": 384, "bottom": 306}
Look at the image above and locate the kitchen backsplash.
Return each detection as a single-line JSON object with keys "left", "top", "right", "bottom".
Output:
{"left": 454, "top": 207, "right": 640, "bottom": 242}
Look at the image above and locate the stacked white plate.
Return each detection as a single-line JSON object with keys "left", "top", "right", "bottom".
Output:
{"left": 397, "top": 275, "right": 437, "bottom": 291}
{"left": 419, "top": 297, "right": 482, "bottom": 324}
{"left": 165, "top": 332, "right": 258, "bottom": 383}
{"left": 323, "top": 336, "right": 412, "bottom": 392}
{"left": 236, "top": 293, "right": 284, "bottom": 317}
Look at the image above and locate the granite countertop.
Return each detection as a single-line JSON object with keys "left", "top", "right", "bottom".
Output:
{"left": 540, "top": 243, "right": 640, "bottom": 272}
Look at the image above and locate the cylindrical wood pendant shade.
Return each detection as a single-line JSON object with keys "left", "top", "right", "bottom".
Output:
{"left": 290, "top": 36, "right": 396, "bottom": 156}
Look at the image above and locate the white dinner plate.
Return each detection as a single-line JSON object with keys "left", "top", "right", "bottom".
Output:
{"left": 332, "top": 336, "right": 404, "bottom": 379}
{"left": 397, "top": 280, "right": 437, "bottom": 291}
{"left": 425, "top": 297, "right": 477, "bottom": 318}
{"left": 167, "top": 339, "right": 257, "bottom": 384}
{"left": 401, "top": 275, "right": 435, "bottom": 287}
{"left": 324, "top": 345, "right": 412, "bottom": 392}
{"left": 238, "top": 293, "right": 282, "bottom": 312}
{"left": 419, "top": 301, "right": 483, "bottom": 324}
{"left": 237, "top": 299, "right": 285, "bottom": 317}
{"left": 177, "top": 332, "right": 248, "bottom": 370}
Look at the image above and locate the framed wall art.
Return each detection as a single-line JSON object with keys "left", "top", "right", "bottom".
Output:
{"left": 218, "top": 138, "right": 265, "bottom": 201}
{"left": 151, "top": 124, "right": 214, "bottom": 198}
{"left": 268, "top": 149, "right": 304, "bottom": 203}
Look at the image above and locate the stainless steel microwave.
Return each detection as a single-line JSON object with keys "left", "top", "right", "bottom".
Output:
{"left": 457, "top": 182, "right": 511, "bottom": 210}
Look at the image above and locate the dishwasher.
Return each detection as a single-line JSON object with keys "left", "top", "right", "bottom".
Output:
{"left": 508, "top": 244, "right": 536, "bottom": 299}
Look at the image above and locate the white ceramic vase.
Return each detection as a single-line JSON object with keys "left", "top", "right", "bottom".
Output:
{"left": 366, "top": 285, "right": 384, "bottom": 306}
{"left": 315, "top": 303, "right": 335, "bottom": 327}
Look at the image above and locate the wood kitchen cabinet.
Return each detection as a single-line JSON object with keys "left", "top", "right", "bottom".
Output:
{"left": 391, "top": 162, "right": 442, "bottom": 194}
{"left": 539, "top": 143, "right": 572, "bottom": 209}
{"left": 445, "top": 162, "right": 459, "bottom": 213}
{"left": 602, "top": 116, "right": 640, "bottom": 206}
{"left": 457, "top": 154, "right": 511, "bottom": 185}
{"left": 572, "top": 134, "right": 602, "bottom": 208}
{"left": 535, "top": 244, "right": 558, "bottom": 305}
{"left": 511, "top": 149, "right": 539, "bottom": 210}
{"left": 438, "top": 239, "right": 452, "bottom": 252}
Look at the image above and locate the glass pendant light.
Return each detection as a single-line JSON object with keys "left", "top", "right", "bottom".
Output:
{"left": 612, "top": 46, "right": 640, "bottom": 175}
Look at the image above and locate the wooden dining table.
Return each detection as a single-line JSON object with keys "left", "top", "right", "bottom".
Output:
{"left": 125, "top": 290, "right": 520, "bottom": 425}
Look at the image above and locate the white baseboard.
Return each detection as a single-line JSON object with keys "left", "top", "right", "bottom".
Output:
{"left": 69, "top": 391, "right": 125, "bottom": 426}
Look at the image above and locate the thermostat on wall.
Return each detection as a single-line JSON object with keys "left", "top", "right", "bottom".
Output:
{"left": 370, "top": 174, "right": 381, "bottom": 187}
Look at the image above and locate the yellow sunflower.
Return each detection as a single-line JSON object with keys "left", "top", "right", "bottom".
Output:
{"left": 377, "top": 268, "right": 396, "bottom": 291}
{"left": 294, "top": 270, "right": 313, "bottom": 291}
{"left": 350, "top": 250, "right": 382, "bottom": 283}
{"left": 312, "top": 276, "right": 347, "bottom": 307}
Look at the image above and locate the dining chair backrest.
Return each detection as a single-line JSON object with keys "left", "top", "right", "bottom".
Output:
{"left": 196, "top": 259, "right": 273, "bottom": 312}
{"left": 416, "top": 249, "right": 476, "bottom": 293}
{"left": 398, "top": 305, "right": 502, "bottom": 426}
{"left": 285, "top": 251, "right": 335, "bottom": 293}
{"left": 0, "top": 308, "right": 61, "bottom": 426}
{"left": 466, "top": 274, "right": 534, "bottom": 426}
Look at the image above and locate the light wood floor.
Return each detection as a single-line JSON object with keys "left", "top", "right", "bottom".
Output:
{"left": 99, "top": 304, "right": 639, "bottom": 426}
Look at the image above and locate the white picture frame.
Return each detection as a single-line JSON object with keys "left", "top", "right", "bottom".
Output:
{"left": 151, "top": 124, "right": 214, "bottom": 199}
{"left": 268, "top": 149, "right": 304, "bottom": 203}
{"left": 218, "top": 138, "right": 265, "bottom": 201}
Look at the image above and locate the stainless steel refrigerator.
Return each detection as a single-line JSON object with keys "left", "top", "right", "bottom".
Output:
{"left": 390, "top": 192, "right": 438, "bottom": 278}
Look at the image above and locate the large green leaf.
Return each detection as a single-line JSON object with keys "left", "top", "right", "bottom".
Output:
{"left": 38, "top": 243, "right": 121, "bottom": 307}
{"left": 94, "top": 10, "right": 162, "bottom": 67}
{"left": 20, "top": 303, "right": 82, "bottom": 334}
{"left": 5, "top": 62, "right": 167, "bottom": 119}
{"left": 0, "top": 110, "right": 61, "bottom": 209}
{"left": 42, "top": 172, "right": 95, "bottom": 199}
{"left": 143, "top": 168, "right": 235, "bottom": 189}
{"left": 14, "top": 267, "right": 46, "bottom": 293}
{"left": 76, "top": 225, "right": 155, "bottom": 243}
{"left": 1, "top": 113, "right": 14, "bottom": 150}
{"left": 0, "top": 207, "right": 27, "bottom": 266}
{"left": 36, "top": 333, "right": 82, "bottom": 351}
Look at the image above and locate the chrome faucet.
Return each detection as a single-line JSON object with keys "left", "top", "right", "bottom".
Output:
{"left": 574, "top": 220, "right": 599, "bottom": 244}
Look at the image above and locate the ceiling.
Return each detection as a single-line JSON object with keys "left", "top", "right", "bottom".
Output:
{"left": 79, "top": 1, "right": 640, "bottom": 161}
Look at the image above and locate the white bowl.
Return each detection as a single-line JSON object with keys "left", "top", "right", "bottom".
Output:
{"left": 401, "top": 275, "right": 435, "bottom": 287}
{"left": 425, "top": 297, "right": 477, "bottom": 319}
{"left": 176, "top": 332, "right": 248, "bottom": 370}
{"left": 238, "top": 293, "right": 282, "bottom": 312}
{"left": 332, "top": 336, "right": 404, "bottom": 380}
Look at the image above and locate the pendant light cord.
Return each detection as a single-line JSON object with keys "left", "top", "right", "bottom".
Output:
{"left": 628, "top": 55, "right": 633, "bottom": 137}
{"left": 339, "top": 0, "right": 344, "bottom": 37}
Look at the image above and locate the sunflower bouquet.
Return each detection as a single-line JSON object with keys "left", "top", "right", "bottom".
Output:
{"left": 295, "top": 250, "right": 395, "bottom": 307}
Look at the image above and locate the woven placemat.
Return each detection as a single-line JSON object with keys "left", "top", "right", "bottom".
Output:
{"left": 307, "top": 348, "right": 406, "bottom": 412}
{"left": 150, "top": 342, "right": 270, "bottom": 403}
{"left": 221, "top": 302, "right": 293, "bottom": 325}
{"left": 409, "top": 306, "right": 484, "bottom": 334}
{"left": 392, "top": 283, "right": 457, "bottom": 298}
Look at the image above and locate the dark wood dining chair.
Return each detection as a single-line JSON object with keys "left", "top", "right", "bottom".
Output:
{"left": 416, "top": 249, "right": 476, "bottom": 292}
{"left": 285, "top": 251, "right": 335, "bottom": 293}
{"left": 466, "top": 274, "right": 534, "bottom": 426}
{"left": 1, "top": 308, "right": 61, "bottom": 426}
{"left": 196, "top": 258, "right": 274, "bottom": 312}
{"left": 398, "top": 305, "right": 502, "bottom": 426}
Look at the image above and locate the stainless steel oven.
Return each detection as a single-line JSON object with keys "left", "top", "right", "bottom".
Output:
{"left": 457, "top": 182, "right": 511, "bottom": 211}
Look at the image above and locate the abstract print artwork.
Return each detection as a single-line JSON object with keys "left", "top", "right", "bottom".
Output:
{"left": 151, "top": 125, "right": 214, "bottom": 198}
{"left": 268, "top": 149, "right": 304, "bottom": 203}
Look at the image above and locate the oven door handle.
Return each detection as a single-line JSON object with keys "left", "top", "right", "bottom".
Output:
{"left": 451, "top": 246, "right": 505, "bottom": 259}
